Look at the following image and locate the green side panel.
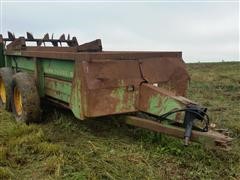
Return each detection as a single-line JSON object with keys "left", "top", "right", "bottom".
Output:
{"left": 35, "top": 59, "right": 45, "bottom": 97}
{"left": 8, "top": 56, "right": 75, "bottom": 103}
{"left": 42, "top": 59, "right": 74, "bottom": 80}
{"left": 0, "top": 43, "right": 5, "bottom": 67}
{"left": 42, "top": 59, "right": 74, "bottom": 103}
{"left": 10, "top": 57, "right": 74, "bottom": 80}
{"left": 45, "top": 78, "right": 72, "bottom": 103}
{"left": 12, "top": 57, "right": 35, "bottom": 71}
{"left": 148, "top": 94, "right": 182, "bottom": 120}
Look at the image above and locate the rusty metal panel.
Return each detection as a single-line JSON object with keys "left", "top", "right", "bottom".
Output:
{"left": 82, "top": 59, "right": 143, "bottom": 117}
{"left": 82, "top": 60, "right": 143, "bottom": 89}
{"left": 139, "top": 57, "right": 190, "bottom": 96}
{"left": 86, "top": 88, "right": 138, "bottom": 117}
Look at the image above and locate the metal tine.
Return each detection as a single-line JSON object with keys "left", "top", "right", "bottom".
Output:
{"left": 59, "top": 34, "right": 65, "bottom": 41}
{"left": 8, "top": 31, "right": 15, "bottom": 40}
{"left": 59, "top": 34, "right": 65, "bottom": 47}
{"left": 66, "top": 34, "right": 71, "bottom": 46}
{"left": 26, "top": 32, "right": 34, "bottom": 40}
{"left": 66, "top": 36, "right": 78, "bottom": 47}
{"left": 72, "top": 36, "right": 77, "bottom": 42}
{"left": 43, "top": 33, "right": 49, "bottom": 46}
{"left": 49, "top": 33, "right": 58, "bottom": 47}
{"left": 50, "top": 33, "right": 58, "bottom": 46}
{"left": 72, "top": 36, "right": 78, "bottom": 46}
{"left": 43, "top": 33, "right": 49, "bottom": 40}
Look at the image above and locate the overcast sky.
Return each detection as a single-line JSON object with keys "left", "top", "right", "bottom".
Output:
{"left": 0, "top": 1, "right": 239, "bottom": 62}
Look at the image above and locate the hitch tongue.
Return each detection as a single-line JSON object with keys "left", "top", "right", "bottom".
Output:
{"left": 125, "top": 115, "right": 232, "bottom": 150}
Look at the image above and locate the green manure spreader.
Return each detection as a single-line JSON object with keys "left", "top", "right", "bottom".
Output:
{"left": 0, "top": 32, "right": 232, "bottom": 149}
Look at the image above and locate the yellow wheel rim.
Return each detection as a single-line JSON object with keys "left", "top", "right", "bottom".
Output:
{"left": 14, "top": 87, "right": 23, "bottom": 116}
{"left": 0, "top": 77, "right": 6, "bottom": 104}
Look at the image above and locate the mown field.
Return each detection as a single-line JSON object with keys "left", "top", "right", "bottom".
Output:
{"left": 0, "top": 62, "right": 240, "bottom": 179}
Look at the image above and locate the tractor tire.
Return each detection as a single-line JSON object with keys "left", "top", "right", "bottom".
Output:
{"left": 0, "top": 67, "right": 13, "bottom": 111}
{"left": 11, "top": 72, "right": 42, "bottom": 123}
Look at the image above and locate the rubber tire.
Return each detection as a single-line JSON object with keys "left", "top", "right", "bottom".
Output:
{"left": 11, "top": 72, "right": 41, "bottom": 124}
{"left": 0, "top": 67, "right": 13, "bottom": 111}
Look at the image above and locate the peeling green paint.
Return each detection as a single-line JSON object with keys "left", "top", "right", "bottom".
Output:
{"left": 111, "top": 86, "right": 125, "bottom": 112}
{"left": 45, "top": 79, "right": 72, "bottom": 102}
{"left": 126, "top": 92, "right": 136, "bottom": 111}
{"left": 70, "top": 78, "right": 83, "bottom": 119}
{"left": 148, "top": 94, "right": 162, "bottom": 115}
{"left": 148, "top": 94, "right": 181, "bottom": 120}
{"left": 110, "top": 80, "right": 136, "bottom": 112}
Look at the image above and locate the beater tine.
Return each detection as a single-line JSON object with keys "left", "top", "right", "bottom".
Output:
{"left": 72, "top": 36, "right": 77, "bottom": 41}
{"left": 8, "top": 31, "right": 15, "bottom": 40}
{"left": 72, "top": 36, "right": 78, "bottom": 46}
{"left": 59, "top": 34, "right": 65, "bottom": 41}
{"left": 26, "top": 32, "right": 34, "bottom": 40}
{"left": 66, "top": 36, "right": 78, "bottom": 47}
{"left": 67, "top": 34, "right": 70, "bottom": 41}
{"left": 43, "top": 33, "right": 49, "bottom": 40}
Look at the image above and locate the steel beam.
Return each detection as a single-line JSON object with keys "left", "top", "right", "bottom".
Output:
{"left": 125, "top": 116, "right": 232, "bottom": 149}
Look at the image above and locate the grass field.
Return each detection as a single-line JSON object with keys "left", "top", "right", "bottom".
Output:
{"left": 0, "top": 62, "right": 240, "bottom": 179}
